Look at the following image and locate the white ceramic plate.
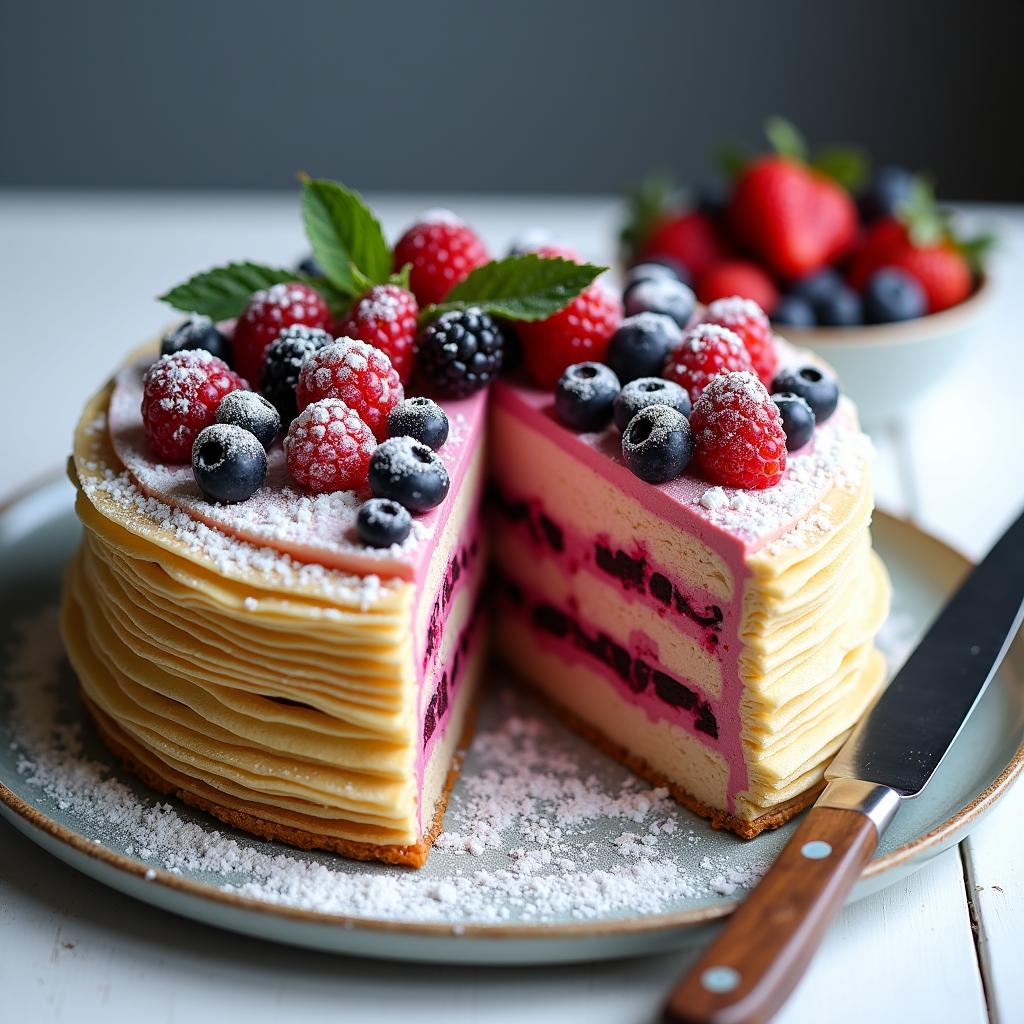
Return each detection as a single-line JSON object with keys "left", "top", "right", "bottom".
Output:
{"left": 0, "top": 477, "right": 1021, "bottom": 964}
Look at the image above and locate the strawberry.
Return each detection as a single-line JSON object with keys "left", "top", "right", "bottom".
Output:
{"left": 696, "top": 261, "right": 779, "bottom": 316}
{"left": 637, "top": 211, "right": 729, "bottom": 280}
{"left": 882, "top": 245, "right": 972, "bottom": 314}
{"left": 729, "top": 156, "right": 857, "bottom": 279}
{"left": 846, "top": 218, "right": 910, "bottom": 291}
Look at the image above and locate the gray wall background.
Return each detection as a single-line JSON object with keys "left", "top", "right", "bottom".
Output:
{"left": 2, "top": 0, "right": 1021, "bottom": 199}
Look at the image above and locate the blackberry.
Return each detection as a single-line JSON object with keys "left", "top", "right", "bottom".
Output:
{"left": 260, "top": 325, "right": 333, "bottom": 422}
{"left": 554, "top": 362, "right": 621, "bottom": 431}
{"left": 613, "top": 377, "right": 690, "bottom": 432}
{"left": 416, "top": 307, "right": 504, "bottom": 398}
{"left": 161, "top": 315, "right": 230, "bottom": 364}
{"left": 191, "top": 424, "right": 267, "bottom": 504}
{"left": 388, "top": 396, "right": 450, "bottom": 450}
{"left": 215, "top": 390, "right": 281, "bottom": 449}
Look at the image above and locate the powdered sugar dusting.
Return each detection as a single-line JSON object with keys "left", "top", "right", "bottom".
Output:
{"left": 5, "top": 609, "right": 771, "bottom": 926}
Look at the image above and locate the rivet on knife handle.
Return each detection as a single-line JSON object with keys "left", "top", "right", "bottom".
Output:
{"left": 662, "top": 782, "right": 898, "bottom": 1024}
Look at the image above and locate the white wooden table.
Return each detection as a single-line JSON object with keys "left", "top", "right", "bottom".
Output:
{"left": 1, "top": 191, "right": 1021, "bottom": 1024}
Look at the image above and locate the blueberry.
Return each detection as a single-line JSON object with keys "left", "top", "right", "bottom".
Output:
{"left": 621, "top": 404, "right": 694, "bottom": 483}
{"left": 772, "top": 365, "right": 840, "bottom": 423}
{"left": 771, "top": 294, "right": 817, "bottom": 328}
{"left": 215, "top": 390, "right": 281, "bottom": 449}
{"left": 859, "top": 166, "right": 916, "bottom": 223}
{"left": 554, "top": 362, "right": 621, "bottom": 431}
{"left": 356, "top": 497, "right": 412, "bottom": 547}
{"left": 296, "top": 254, "right": 325, "bottom": 278}
{"left": 697, "top": 182, "right": 730, "bottom": 221}
{"left": 387, "top": 396, "right": 450, "bottom": 450}
{"left": 864, "top": 268, "right": 927, "bottom": 323}
{"left": 605, "top": 313, "right": 682, "bottom": 384}
{"left": 816, "top": 284, "right": 864, "bottom": 327}
{"left": 161, "top": 316, "right": 230, "bottom": 363}
{"left": 507, "top": 227, "right": 558, "bottom": 256}
{"left": 772, "top": 393, "right": 816, "bottom": 451}
{"left": 624, "top": 262, "right": 686, "bottom": 293}
{"left": 790, "top": 268, "right": 844, "bottom": 307}
{"left": 623, "top": 277, "right": 696, "bottom": 328}
{"left": 369, "top": 436, "right": 450, "bottom": 512}
{"left": 191, "top": 424, "right": 267, "bottom": 504}
{"left": 613, "top": 377, "right": 691, "bottom": 432}
{"left": 633, "top": 256, "right": 692, "bottom": 287}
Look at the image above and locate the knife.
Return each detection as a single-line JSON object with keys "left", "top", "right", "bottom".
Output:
{"left": 664, "top": 508, "right": 1024, "bottom": 1024}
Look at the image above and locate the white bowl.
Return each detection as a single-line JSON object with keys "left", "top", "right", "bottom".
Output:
{"left": 780, "top": 277, "right": 994, "bottom": 429}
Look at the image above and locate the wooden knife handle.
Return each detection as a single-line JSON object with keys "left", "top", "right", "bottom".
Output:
{"left": 663, "top": 805, "right": 880, "bottom": 1024}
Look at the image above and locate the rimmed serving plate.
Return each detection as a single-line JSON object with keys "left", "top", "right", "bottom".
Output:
{"left": 0, "top": 476, "right": 1020, "bottom": 964}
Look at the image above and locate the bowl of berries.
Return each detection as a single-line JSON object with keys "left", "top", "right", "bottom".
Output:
{"left": 620, "top": 119, "right": 995, "bottom": 428}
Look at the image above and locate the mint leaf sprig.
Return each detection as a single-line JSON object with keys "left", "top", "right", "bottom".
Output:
{"left": 160, "top": 178, "right": 606, "bottom": 328}
{"left": 420, "top": 254, "right": 605, "bottom": 325}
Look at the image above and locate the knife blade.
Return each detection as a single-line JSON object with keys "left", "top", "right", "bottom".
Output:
{"left": 664, "top": 508, "right": 1024, "bottom": 1024}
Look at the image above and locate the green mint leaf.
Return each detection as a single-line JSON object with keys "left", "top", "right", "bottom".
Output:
{"left": 897, "top": 177, "right": 946, "bottom": 247}
{"left": 301, "top": 179, "right": 391, "bottom": 296}
{"left": 811, "top": 146, "right": 867, "bottom": 193}
{"left": 390, "top": 263, "right": 412, "bottom": 290}
{"left": 956, "top": 232, "right": 997, "bottom": 275}
{"left": 160, "top": 262, "right": 307, "bottom": 320}
{"left": 716, "top": 143, "right": 749, "bottom": 181}
{"left": 764, "top": 116, "right": 808, "bottom": 163}
{"left": 422, "top": 254, "right": 604, "bottom": 325}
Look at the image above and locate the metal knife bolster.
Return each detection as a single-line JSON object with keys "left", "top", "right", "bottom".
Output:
{"left": 816, "top": 778, "right": 902, "bottom": 836}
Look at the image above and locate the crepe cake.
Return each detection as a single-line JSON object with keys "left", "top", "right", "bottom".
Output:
{"left": 63, "top": 351, "right": 488, "bottom": 867}
{"left": 489, "top": 360, "right": 889, "bottom": 836}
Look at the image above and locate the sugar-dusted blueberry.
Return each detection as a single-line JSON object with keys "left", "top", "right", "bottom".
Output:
{"left": 161, "top": 315, "right": 230, "bottom": 363}
{"left": 772, "top": 364, "right": 840, "bottom": 423}
{"left": 816, "top": 285, "right": 864, "bottom": 327}
{"left": 356, "top": 497, "right": 413, "bottom": 547}
{"left": 215, "top": 389, "right": 281, "bottom": 449}
{"left": 605, "top": 312, "right": 682, "bottom": 384}
{"left": 613, "top": 377, "right": 691, "bottom": 432}
{"left": 621, "top": 404, "right": 694, "bottom": 483}
{"left": 864, "top": 268, "right": 927, "bottom": 323}
{"left": 369, "top": 436, "right": 450, "bottom": 512}
{"left": 623, "top": 277, "right": 696, "bottom": 328}
{"left": 191, "top": 424, "right": 267, "bottom": 504}
{"left": 859, "top": 166, "right": 916, "bottom": 223}
{"left": 554, "top": 362, "right": 621, "bottom": 431}
{"left": 771, "top": 294, "right": 817, "bottom": 328}
{"left": 624, "top": 261, "right": 685, "bottom": 295}
{"left": 772, "top": 393, "right": 816, "bottom": 451}
{"left": 296, "top": 253, "right": 325, "bottom": 278}
{"left": 387, "top": 396, "right": 450, "bottom": 450}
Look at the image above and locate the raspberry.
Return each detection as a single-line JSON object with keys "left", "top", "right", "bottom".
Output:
{"left": 517, "top": 284, "right": 623, "bottom": 390}
{"left": 690, "top": 371, "right": 787, "bottom": 490}
{"left": 702, "top": 296, "right": 778, "bottom": 386}
{"left": 233, "top": 282, "right": 331, "bottom": 386}
{"left": 696, "top": 260, "right": 779, "bottom": 316}
{"left": 284, "top": 399, "right": 376, "bottom": 494}
{"left": 296, "top": 338, "right": 404, "bottom": 440}
{"left": 336, "top": 284, "right": 418, "bottom": 385}
{"left": 392, "top": 211, "right": 489, "bottom": 306}
{"left": 663, "top": 323, "right": 753, "bottom": 404}
{"left": 416, "top": 307, "right": 505, "bottom": 397}
{"left": 141, "top": 350, "right": 247, "bottom": 463}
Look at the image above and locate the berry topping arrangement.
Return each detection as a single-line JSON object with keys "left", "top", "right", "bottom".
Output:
{"left": 621, "top": 118, "right": 993, "bottom": 328}
{"left": 149, "top": 177, "right": 606, "bottom": 544}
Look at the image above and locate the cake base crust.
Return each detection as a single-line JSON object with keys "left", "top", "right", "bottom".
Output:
{"left": 82, "top": 692, "right": 476, "bottom": 869}
{"left": 514, "top": 670, "right": 822, "bottom": 839}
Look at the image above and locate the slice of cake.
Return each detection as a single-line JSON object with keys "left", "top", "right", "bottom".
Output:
{"left": 63, "top": 351, "right": 488, "bottom": 867}
{"left": 489, "top": 358, "right": 889, "bottom": 837}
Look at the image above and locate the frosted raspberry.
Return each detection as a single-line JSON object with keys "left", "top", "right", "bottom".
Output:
{"left": 232, "top": 281, "right": 331, "bottom": 386}
{"left": 141, "top": 350, "right": 247, "bottom": 463}
{"left": 663, "top": 323, "right": 753, "bottom": 403}
{"left": 690, "top": 371, "right": 787, "bottom": 489}
{"left": 336, "top": 284, "right": 418, "bottom": 385}
{"left": 392, "top": 211, "right": 489, "bottom": 306}
{"left": 296, "top": 338, "right": 404, "bottom": 441}
{"left": 283, "top": 399, "right": 376, "bottom": 493}
{"left": 702, "top": 296, "right": 779, "bottom": 386}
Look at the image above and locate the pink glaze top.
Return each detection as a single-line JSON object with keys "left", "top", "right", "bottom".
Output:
{"left": 108, "top": 356, "right": 487, "bottom": 582}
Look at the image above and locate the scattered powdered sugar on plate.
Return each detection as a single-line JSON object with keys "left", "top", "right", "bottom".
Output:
{"left": 5, "top": 608, "right": 771, "bottom": 927}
